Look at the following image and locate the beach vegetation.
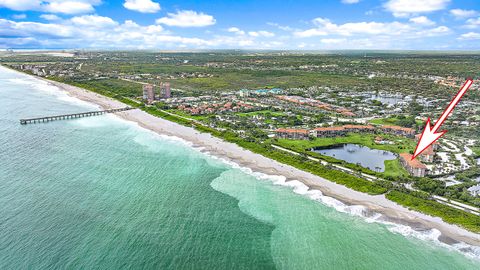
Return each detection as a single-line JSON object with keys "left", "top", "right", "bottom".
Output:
{"left": 387, "top": 191, "right": 480, "bottom": 233}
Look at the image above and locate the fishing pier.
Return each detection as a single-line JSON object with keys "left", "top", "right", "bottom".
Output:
{"left": 20, "top": 107, "right": 133, "bottom": 125}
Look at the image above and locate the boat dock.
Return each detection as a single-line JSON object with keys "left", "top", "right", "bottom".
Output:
{"left": 20, "top": 107, "right": 133, "bottom": 125}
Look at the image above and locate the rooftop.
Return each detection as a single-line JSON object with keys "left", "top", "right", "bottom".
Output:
{"left": 399, "top": 153, "right": 427, "bottom": 169}
{"left": 276, "top": 128, "right": 309, "bottom": 134}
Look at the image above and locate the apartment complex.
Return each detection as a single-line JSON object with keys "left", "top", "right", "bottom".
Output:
{"left": 142, "top": 84, "right": 155, "bottom": 104}
{"left": 275, "top": 129, "right": 310, "bottom": 140}
{"left": 276, "top": 124, "right": 415, "bottom": 140}
{"left": 399, "top": 153, "right": 428, "bottom": 177}
{"left": 160, "top": 82, "right": 171, "bottom": 99}
{"left": 380, "top": 125, "right": 416, "bottom": 138}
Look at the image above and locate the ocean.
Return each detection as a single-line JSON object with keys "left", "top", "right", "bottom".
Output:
{"left": 0, "top": 67, "right": 479, "bottom": 269}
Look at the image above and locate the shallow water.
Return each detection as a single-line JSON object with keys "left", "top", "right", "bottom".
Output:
{"left": 1, "top": 67, "right": 479, "bottom": 269}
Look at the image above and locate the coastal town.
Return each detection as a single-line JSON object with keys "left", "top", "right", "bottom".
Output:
{"left": 2, "top": 50, "right": 480, "bottom": 219}
{"left": 3, "top": 0, "right": 480, "bottom": 267}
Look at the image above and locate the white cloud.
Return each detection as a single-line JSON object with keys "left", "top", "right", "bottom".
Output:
{"left": 295, "top": 18, "right": 413, "bottom": 37}
{"left": 123, "top": 0, "right": 160, "bottom": 13}
{"left": 40, "top": 14, "right": 61, "bottom": 21}
{"left": 0, "top": 0, "right": 101, "bottom": 14}
{"left": 227, "top": 27, "right": 245, "bottom": 35}
{"left": 294, "top": 17, "right": 451, "bottom": 42}
{"left": 248, "top": 31, "right": 275, "bottom": 37}
{"left": 341, "top": 0, "right": 360, "bottom": 4}
{"left": 156, "top": 10, "right": 215, "bottom": 27}
{"left": 384, "top": 0, "right": 450, "bottom": 17}
{"left": 417, "top": 26, "right": 450, "bottom": 36}
{"left": 0, "top": 17, "right": 218, "bottom": 49}
{"left": 320, "top": 38, "right": 347, "bottom": 44}
{"left": 409, "top": 16, "right": 435, "bottom": 26}
{"left": 0, "top": 19, "right": 75, "bottom": 38}
{"left": 267, "top": 22, "right": 294, "bottom": 32}
{"left": 45, "top": 1, "right": 94, "bottom": 14}
{"left": 294, "top": 28, "right": 327, "bottom": 38}
{"left": 12, "top": 14, "right": 27, "bottom": 19}
{"left": 458, "top": 32, "right": 480, "bottom": 40}
{"left": 450, "top": 9, "right": 478, "bottom": 19}
{"left": 464, "top": 17, "right": 480, "bottom": 29}
{"left": 0, "top": 0, "right": 41, "bottom": 11}
{"left": 71, "top": 15, "right": 118, "bottom": 28}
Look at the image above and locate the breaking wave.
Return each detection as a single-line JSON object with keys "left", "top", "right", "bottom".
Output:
{"left": 202, "top": 152, "right": 480, "bottom": 261}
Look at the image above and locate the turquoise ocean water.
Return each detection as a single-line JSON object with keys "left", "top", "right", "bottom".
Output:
{"left": 0, "top": 67, "right": 479, "bottom": 269}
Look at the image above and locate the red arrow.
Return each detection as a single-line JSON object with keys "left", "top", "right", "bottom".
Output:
{"left": 412, "top": 79, "right": 474, "bottom": 160}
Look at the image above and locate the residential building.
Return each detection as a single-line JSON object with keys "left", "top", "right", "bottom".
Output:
{"left": 275, "top": 129, "right": 310, "bottom": 140}
{"left": 419, "top": 145, "right": 435, "bottom": 163}
{"left": 399, "top": 153, "right": 428, "bottom": 177}
{"left": 343, "top": 125, "right": 375, "bottom": 133}
{"left": 312, "top": 127, "right": 347, "bottom": 138}
{"left": 160, "top": 82, "right": 171, "bottom": 99}
{"left": 143, "top": 84, "right": 155, "bottom": 104}
{"left": 380, "top": 125, "right": 416, "bottom": 138}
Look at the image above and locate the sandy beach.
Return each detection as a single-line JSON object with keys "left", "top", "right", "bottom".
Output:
{"left": 35, "top": 77, "right": 480, "bottom": 248}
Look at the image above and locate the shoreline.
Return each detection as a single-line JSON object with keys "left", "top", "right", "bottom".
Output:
{"left": 12, "top": 69, "right": 480, "bottom": 250}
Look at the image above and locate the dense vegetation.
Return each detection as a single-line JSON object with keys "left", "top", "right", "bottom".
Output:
{"left": 387, "top": 191, "right": 480, "bottom": 233}
{"left": 2, "top": 51, "right": 479, "bottom": 99}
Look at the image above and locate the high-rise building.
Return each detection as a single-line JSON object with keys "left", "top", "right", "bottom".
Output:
{"left": 160, "top": 82, "right": 171, "bottom": 99}
{"left": 143, "top": 84, "right": 155, "bottom": 104}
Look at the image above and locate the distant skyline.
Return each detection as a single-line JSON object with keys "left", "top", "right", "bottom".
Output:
{"left": 0, "top": 0, "right": 479, "bottom": 50}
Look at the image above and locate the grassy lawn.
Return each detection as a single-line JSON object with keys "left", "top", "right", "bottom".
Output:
{"left": 384, "top": 159, "right": 409, "bottom": 178}
{"left": 472, "top": 147, "right": 480, "bottom": 157}
{"left": 276, "top": 133, "right": 415, "bottom": 154}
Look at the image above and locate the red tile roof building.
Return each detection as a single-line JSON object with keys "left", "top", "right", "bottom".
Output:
{"left": 399, "top": 153, "right": 427, "bottom": 177}
{"left": 275, "top": 129, "right": 310, "bottom": 140}
{"left": 420, "top": 145, "right": 435, "bottom": 163}
{"left": 381, "top": 125, "right": 416, "bottom": 138}
{"left": 312, "top": 126, "right": 347, "bottom": 138}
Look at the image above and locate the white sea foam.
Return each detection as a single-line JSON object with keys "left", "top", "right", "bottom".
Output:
{"left": 200, "top": 151, "right": 480, "bottom": 261}
{"left": 7, "top": 77, "right": 98, "bottom": 109}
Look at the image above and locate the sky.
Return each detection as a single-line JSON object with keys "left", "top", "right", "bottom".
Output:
{"left": 0, "top": 0, "right": 479, "bottom": 50}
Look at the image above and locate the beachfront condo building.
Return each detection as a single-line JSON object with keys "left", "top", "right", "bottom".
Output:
{"left": 160, "top": 82, "right": 171, "bottom": 99}
{"left": 399, "top": 153, "right": 428, "bottom": 177}
{"left": 143, "top": 84, "right": 155, "bottom": 104}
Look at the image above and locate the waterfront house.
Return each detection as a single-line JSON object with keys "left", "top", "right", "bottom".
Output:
{"left": 399, "top": 153, "right": 428, "bottom": 177}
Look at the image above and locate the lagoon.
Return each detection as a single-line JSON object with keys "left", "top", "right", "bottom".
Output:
{"left": 312, "top": 144, "right": 397, "bottom": 172}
